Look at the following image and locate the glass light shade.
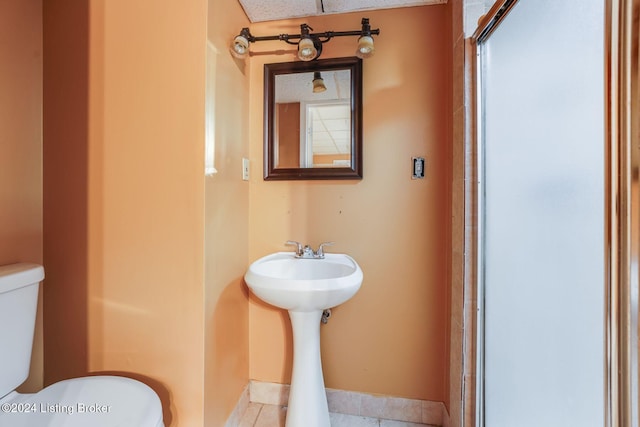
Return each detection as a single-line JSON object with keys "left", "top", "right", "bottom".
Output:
{"left": 312, "top": 72, "right": 326, "bottom": 93}
{"left": 356, "top": 35, "right": 375, "bottom": 59}
{"left": 298, "top": 37, "right": 318, "bottom": 61}
{"left": 230, "top": 35, "right": 249, "bottom": 59}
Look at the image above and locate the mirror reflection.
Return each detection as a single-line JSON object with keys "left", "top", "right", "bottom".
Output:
{"left": 274, "top": 70, "right": 352, "bottom": 169}
{"left": 264, "top": 57, "right": 363, "bottom": 180}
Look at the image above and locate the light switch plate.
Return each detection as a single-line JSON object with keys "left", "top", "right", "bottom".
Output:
{"left": 242, "top": 158, "right": 250, "bottom": 181}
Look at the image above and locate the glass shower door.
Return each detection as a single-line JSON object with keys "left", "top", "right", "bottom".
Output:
{"left": 477, "top": 0, "right": 606, "bottom": 425}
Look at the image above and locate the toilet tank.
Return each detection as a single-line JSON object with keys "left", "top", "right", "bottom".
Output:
{"left": 0, "top": 263, "right": 43, "bottom": 398}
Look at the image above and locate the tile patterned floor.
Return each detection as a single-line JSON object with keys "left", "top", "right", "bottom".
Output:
{"left": 238, "top": 402, "right": 433, "bottom": 427}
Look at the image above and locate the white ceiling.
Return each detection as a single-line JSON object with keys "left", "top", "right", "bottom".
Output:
{"left": 275, "top": 70, "right": 351, "bottom": 104}
{"left": 239, "top": 0, "right": 446, "bottom": 23}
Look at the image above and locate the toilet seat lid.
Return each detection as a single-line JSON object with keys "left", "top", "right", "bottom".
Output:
{"left": 0, "top": 376, "right": 163, "bottom": 427}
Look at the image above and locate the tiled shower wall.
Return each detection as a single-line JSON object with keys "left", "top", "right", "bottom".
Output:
{"left": 450, "top": 1, "right": 496, "bottom": 427}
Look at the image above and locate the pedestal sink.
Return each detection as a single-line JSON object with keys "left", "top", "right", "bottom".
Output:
{"left": 244, "top": 251, "right": 363, "bottom": 427}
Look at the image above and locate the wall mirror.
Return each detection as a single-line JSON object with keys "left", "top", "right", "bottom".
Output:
{"left": 264, "top": 57, "right": 362, "bottom": 180}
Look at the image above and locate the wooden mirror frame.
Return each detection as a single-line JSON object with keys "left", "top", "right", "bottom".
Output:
{"left": 263, "top": 57, "right": 363, "bottom": 180}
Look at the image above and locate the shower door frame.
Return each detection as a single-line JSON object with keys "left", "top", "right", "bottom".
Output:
{"left": 465, "top": 0, "right": 640, "bottom": 426}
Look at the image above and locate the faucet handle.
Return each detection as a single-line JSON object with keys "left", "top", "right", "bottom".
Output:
{"left": 316, "top": 241, "right": 335, "bottom": 258}
{"left": 285, "top": 240, "right": 303, "bottom": 256}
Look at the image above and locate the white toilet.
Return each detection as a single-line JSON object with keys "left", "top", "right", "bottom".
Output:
{"left": 0, "top": 263, "right": 164, "bottom": 427}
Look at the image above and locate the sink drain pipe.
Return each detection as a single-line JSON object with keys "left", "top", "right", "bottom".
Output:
{"left": 321, "top": 309, "right": 331, "bottom": 324}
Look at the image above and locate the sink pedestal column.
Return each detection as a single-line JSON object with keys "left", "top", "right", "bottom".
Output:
{"left": 286, "top": 310, "right": 330, "bottom": 427}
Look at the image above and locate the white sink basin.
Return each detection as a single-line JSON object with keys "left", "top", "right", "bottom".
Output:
{"left": 244, "top": 252, "right": 363, "bottom": 311}
{"left": 245, "top": 250, "right": 363, "bottom": 426}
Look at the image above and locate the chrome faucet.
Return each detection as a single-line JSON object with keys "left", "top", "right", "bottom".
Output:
{"left": 316, "top": 242, "right": 334, "bottom": 258}
{"left": 285, "top": 240, "right": 303, "bottom": 256}
{"left": 285, "top": 241, "right": 334, "bottom": 259}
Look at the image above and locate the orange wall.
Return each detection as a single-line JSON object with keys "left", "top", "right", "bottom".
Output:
{"left": 204, "top": 0, "right": 251, "bottom": 424}
{"left": 313, "top": 154, "right": 351, "bottom": 166}
{"left": 43, "top": 0, "right": 90, "bottom": 387}
{"left": 0, "top": 0, "right": 43, "bottom": 392}
{"left": 39, "top": 2, "right": 453, "bottom": 425}
{"left": 247, "top": 6, "right": 452, "bottom": 402}
{"left": 276, "top": 103, "right": 302, "bottom": 168}
{"left": 44, "top": 0, "right": 209, "bottom": 425}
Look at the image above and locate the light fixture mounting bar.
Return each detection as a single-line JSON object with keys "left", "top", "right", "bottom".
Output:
{"left": 242, "top": 29, "right": 380, "bottom": 44}
{"left": 231, "top": 18, "right": 380, "bottom": 61}
{"left": 239, "top": 19, "right": 379, "bottom": 46}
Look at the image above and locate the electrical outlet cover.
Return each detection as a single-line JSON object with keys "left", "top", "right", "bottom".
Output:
{"left": 412, "top": 157, "right": 425, "bottom": 179}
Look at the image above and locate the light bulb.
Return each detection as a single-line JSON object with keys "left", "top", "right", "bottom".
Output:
{"left": 356, "top": 35, "right": 375, "bottom": 59}
{"left": 312, "top": 72, "right": 326, "bottom": 93}
{"left": 298, "top": 38, "right": 318, "bottom": 61}
{"left": 230, "top": 35, "right": 249, "bottom": 59}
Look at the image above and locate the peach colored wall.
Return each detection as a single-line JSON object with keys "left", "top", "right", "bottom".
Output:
{"left": 276, "top": 103, "right": 302, "bottom": 168}
{"left": 44, "top": 1, "right": 208, "bottom": 425}
{"left": 204, "top": 0, "right": 251, "bottom": 424}
{"left": 0, "top": 0, "right": 43, "bottom": 392}
{"left": 40, "top": 2, "right": 455, "bottom": 425}
{"left": 43, "top": 0, "right": 90, "bottom": 386}
{"left": 313, "top": 154, "right": 350, "bottom": 165}
{"left": 247, "top": 6, "right": 452, "bottom": 402}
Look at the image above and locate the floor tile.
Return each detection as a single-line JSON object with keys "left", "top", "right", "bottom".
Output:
{"left": 250, "top": 381, "right": 289, "bottom": 406}
{"left": 326, "top": 388, "right": 362, "bottom": 416}
{"left": 253, "top": 404, "right": 286, "bottom": 427}
{"left": 330, "top": 412, "right": 380, "bottom": 427}
{"left": 361, "top": 395, "right": 422, "bottom": 423}
{"left": 243, "top": 403, "right": 434, "bottom": 427}
{"left": 379, "top": 419, "right": 431, "bottom": 427}
{"left": 238, "top": 403, "right": 262, "bottom": 427}
{"left": 421, "top": 401, "right": 444, "bottom": 425}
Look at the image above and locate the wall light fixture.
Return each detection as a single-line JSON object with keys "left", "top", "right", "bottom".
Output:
{"left": 312, "top": 72, "right": 326, "bottom": 93}
{"left": 230, "top": 18, "right": 380, "bottom": 61}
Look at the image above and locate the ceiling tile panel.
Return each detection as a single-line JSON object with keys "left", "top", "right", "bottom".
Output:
{"left": 239, "top": 0, "right": 446, "bottom": 22}
{"left": 239, "top": 0, "right": 319, "bottom": 23}
{"left": 323, "top": 0, "right": 446, "bottom": 14}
